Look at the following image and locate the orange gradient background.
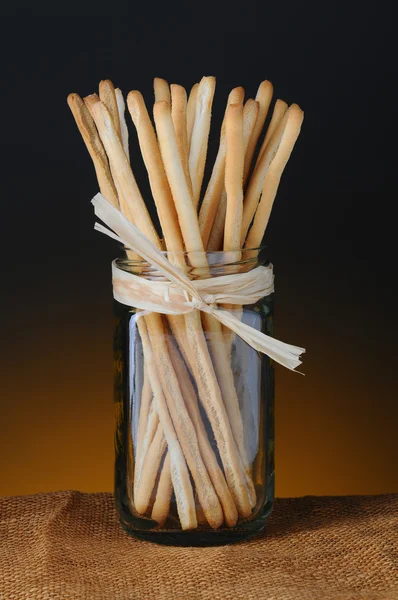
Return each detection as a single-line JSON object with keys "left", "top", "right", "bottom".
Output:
{"left": 1, "top": 16, "right": 397, "bottom": 499}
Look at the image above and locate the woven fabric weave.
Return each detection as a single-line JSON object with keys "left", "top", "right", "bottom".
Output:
{"left": 0, "top": 492, "right": 397, "bottom": 600}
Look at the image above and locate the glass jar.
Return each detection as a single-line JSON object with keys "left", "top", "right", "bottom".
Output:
{"left": 113, "top": 249, "right": 274, "bottom": 546}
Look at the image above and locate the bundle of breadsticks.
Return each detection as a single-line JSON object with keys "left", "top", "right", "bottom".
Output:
{"left": 68, "top": 76, "right": 303, "bottom": 530}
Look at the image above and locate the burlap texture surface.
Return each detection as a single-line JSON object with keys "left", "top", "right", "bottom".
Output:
{"left": 0, "top": 492, "right": 397, "bottom": 600}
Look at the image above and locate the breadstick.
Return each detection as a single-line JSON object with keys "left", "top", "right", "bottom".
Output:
{"left": 151, "top": 451, "right": 173, "bottom": 525}
{"left": 189, "top": 76, "right": 216, "bottom": 208}
{"left": 134, "top": 422, "right": 166, "bottom": 514}
{"left": 185, "top": 311, "right": 253, "bottom": 515}
{"left": 243, "top": 80, "right": 273, "bottom": 187}
{"left": 85, "top": 94, "right": 161, "bottom": 245}
{"left": 95, "top": 88, "right": 139, "bottom": 263}
{"left": 245, "top": 104, "right": 304, "bottom": 249}
{"left": 241, "top": 110, "right": 289, "bottom": 244}
{"left": 144, "top": 314, "right": 224, "bottom": 529}
{"left": 230, "top": 87, "right": 245, "bottom": 104}
{"left": 222, "top": 103, "right": 245, "bottom": 353}
{"left": 243, "top": 99, "right": 260, "bottom": 153}
{"left": 67, "top": 93, "right": 118, "bottom": 207}
{"left": 186, "top": 82, "right": 198, "bottom": 152}
{"left": 134, "top": 400, "right": 159, "bottom": 501}
{"left": 135, "top": 368, "right": 153, "bottom": 471}
{"left": 166, "top": 337, "right": 238, "bottom": 526}
{"left": 137, "top": 318, "right": 197, "bottom": 529}
{"left": 170, "top": 84, "right": 191, "bottom": 193}
{"left": 167, "top": 314, "right": 194, "bottom": 376}
{"left": 207, "top": 192, "right": 226, "bottom": 251}
{"left": 254, "top": 99, "right": 287, "bottom": 170}
{"left": 201, "top": 311, "right": 255, "bottom": 499}
{"left": 224, "top": 103, "right": 244, "bottom": 252}
{"left": 201, "top": 101, "right": 255, "bottom": 504}
{"left": 127, "top": 91, "right": 185, "bottom": 259}
{"left": 99, "top": 82, "right": 138, "bottom": 258}
{"left": 154, "top": 100, "right": 253, "bottom": 516}
{"left": 115, "top": 88, "right": 130, "bottom": 159}
{"left": 99, "top": 80, "right": 121, "bottom": 140}
{"left": 154, "top": 101, "right": 206, "bottom": 258}
{"left": 206, "top": 99, "right": 258, "bottom": 252}
{"left": 154, "top": 77, "right": 171, "bottom": 104}
{"left": 199, "top": 87, "right": 245, "bottom": 248}
{"left": 68, "top": 92, "right": 144, "bottom": 268}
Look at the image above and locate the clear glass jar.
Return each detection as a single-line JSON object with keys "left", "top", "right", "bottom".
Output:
{"left": 113, "top": 249, "right": 274, "bottom": 546}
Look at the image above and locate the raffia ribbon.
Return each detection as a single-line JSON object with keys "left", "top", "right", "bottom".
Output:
{"left": 92, "top": 193, "right": 305, "bottom": 371}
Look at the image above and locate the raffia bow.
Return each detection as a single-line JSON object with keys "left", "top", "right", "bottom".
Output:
{"left": 92, "top": 193, "right": 305, "bottom": 371}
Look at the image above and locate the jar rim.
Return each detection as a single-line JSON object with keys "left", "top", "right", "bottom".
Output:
{"left": 116, "top": 245, "right": 267, "bottom": 263}
{"left": 114, "top": 246, "right": 269, "bottom": 277}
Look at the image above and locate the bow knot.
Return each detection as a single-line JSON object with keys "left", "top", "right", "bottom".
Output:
{"left": 187, "top": 293, "right": 217, "bottom": 315}
{"left": 192, "top": 292, "right": 218, "bottom": 314}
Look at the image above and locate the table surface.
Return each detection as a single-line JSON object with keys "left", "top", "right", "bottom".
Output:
{"left": 0, "top": 491, "right": 397, "bottom": 600}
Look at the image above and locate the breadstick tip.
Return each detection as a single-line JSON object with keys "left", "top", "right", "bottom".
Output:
{"left": 228, "top": 86, "right": 245, "bottom": 105}
{"left": 99, "top": 81, "right": 117, "bottom": 111}
{"left": 288, "top": 103, "right": 304, "bottom": 119}
{"left": 85, "top": 95, "right": 114, "bottom": 129}
{"left": 83, "top": 93, "right": 100, "bottom": 112}
{"left": 170, "top": 83, "right": 185, "bottom": 93}
{"left": 243, "top": 99, "right": 260, "bottom": 127}
{"left": 154, "top": 78, "right": 171, "bottom": 104}
{"left": 200, "top": 75, "right": 216, "bottom": 88}
{"left": 257, "top": 80, "right": 273, "bottom": 95}
{"left": 170, "top": 84, "right": 188, "bottom": 111}
{"left": 67, "top": 93, "right": 82, "bottom": 108}
{"left": 67, "top": 94, "right": 93, "bottom": 133}
{"left": 284, "top": 104, "right": 304, "bottom": 132}
{"left": 245, "top": 98, "right": 258, "bottom": 108}
{"left": 196, "top": 76, "right": 216, "bottom": 114}
{"left": 127, "top": 90, "right": 145, "bottom": 122}
{"left": 188, "top": 82, "right": 199, "bottom": 99}
{"left": 275, "top": 98, "right": 288, "bottom": 111}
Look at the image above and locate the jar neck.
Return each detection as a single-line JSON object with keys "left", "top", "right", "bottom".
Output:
{"left": 115, "top": 248, "right": 267, "bottom": 279}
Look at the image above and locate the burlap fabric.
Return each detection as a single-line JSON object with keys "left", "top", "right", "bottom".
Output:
{"left": 0, "top": 492, "right": 397, "bottom": 600}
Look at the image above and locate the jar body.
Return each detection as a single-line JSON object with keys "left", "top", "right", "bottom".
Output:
{"left": 113, "top": 256, "right": 274, "bottom": 546}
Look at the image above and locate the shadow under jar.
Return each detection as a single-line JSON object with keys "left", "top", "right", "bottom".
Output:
{"left": 113, "top": 248, "right": 274, "bottom": 546}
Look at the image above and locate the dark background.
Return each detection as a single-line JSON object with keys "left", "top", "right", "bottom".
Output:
{"left": 0, "top": 4, "right": 397, "bottom": 498}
